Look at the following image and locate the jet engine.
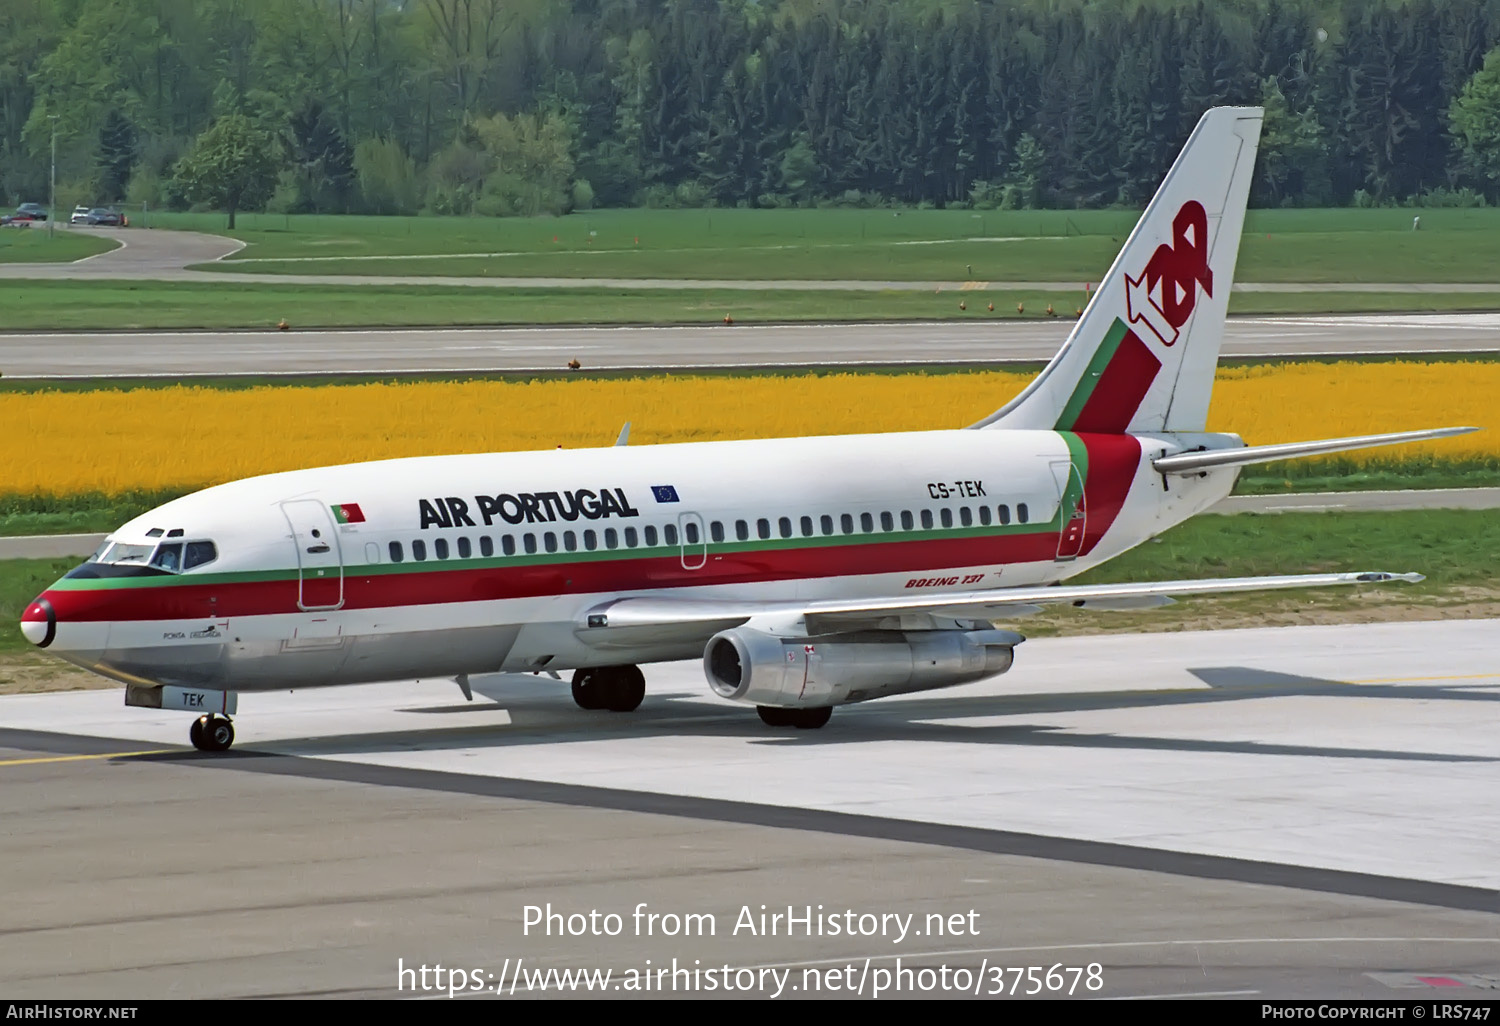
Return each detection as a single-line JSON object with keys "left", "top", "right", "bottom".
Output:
{"left": 703, "top": 627, "right": 1021, "bottom": 709}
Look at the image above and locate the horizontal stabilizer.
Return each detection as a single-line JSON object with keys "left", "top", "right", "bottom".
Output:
{"left": 1153, "top": 427, "right": 1479, "bottom": 476}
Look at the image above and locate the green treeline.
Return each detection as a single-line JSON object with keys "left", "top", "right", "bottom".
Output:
{"left": 9, "top": 0, "right": 1500, "bottom": 218}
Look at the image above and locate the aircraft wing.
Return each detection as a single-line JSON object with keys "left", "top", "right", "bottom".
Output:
{"left": 575, "top": 571, "right": 1423, "bottom": 647}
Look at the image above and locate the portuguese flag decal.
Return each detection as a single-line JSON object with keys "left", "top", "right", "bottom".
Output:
{"left": 331, "top": 503, "right": 366, "bottom": 524}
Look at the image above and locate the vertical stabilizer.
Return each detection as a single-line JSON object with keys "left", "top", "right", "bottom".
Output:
{"left": 974, "top": 106, "right": 1263, "bottom": 434}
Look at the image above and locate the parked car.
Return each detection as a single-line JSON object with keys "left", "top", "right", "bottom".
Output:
{"left": 85, "top": 207, "right": 127, "bottom": 226}
{"left": 16, "top": 202, "right": 47, "bottom": 220}
{"left": 0, "top": 213, "right": 29, "bottom": 227}
{"left": 69, "top": 205, "right": 90, "bottom": 225}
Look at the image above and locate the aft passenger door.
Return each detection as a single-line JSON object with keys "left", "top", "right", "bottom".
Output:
{"left": 280, "top": 500, "right": 344, "bottom": 609}
{"left": 678, "top": 512, "right": 707, "bottom": 570}
{"left": 1049, "top": 460, "right": 1087, "bottom": 561}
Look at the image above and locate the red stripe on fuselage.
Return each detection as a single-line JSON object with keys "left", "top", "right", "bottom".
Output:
{"left": 1075, "top": 432, "right": 1142, "bottom": 557}
{"left": 1071, "top": 328, "right": 1161, "bottom": 433}
{"left": 42, "top": 529, "right": 1065, "bottom": 623}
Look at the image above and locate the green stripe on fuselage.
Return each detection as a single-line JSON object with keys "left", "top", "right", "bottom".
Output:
{"left": 1058, "top": 432, "right": 1090, "bottom": 518}
{"left": 1054, "top": 318, "right": 1130, "bottom": 431}
{"left": 45, "top": 518, "right": 1065, "bottom": 592}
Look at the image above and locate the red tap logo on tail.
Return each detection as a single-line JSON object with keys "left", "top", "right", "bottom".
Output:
{"left": 1124, "top": 201, "right": 1213, "bottom": 347}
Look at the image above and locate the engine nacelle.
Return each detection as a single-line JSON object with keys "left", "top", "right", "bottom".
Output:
{"left": 703, "top": 627, "right": 1021, "bottom": 709}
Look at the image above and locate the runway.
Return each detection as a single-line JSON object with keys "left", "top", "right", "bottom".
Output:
{"left": 2, "top": 618, "right": 1496, "bottom": 998}
{"left": 4, "top": 313, "right": 1500, "bottom": 378}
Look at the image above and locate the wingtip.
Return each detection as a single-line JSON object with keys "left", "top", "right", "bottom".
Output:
{"left": 1354, "top": 571, "right": 1425, "bottom": 584}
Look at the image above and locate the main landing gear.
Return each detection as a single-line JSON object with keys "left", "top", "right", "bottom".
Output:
{"left": 189, "top": 714, "right": 235, "bottom": 752}
{"left": 571, "top": 665, "right": 646, "bottom": 713}
{"left": 756, "top": 705, "right": 833, "bottom": 729}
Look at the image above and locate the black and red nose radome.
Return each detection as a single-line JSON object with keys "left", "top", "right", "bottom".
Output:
{"left": 20, "top": 597, "right": 56, "bottom": 649}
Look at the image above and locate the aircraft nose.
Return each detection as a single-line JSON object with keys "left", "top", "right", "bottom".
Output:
{"left": 20, "top": 597, "right": 56, "bottom": 648}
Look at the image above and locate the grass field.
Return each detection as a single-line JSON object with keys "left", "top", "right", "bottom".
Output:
{"left": 0, "top": 227, "right": 116, "bottom": 263}
{"left": 6, "top": 280, "right": 1500, "bottom": 332}
{"left": 4, "top": 508, "right": 1496, "bottom": 662}
{"left": 131, "top": 206, "right": 1500, "bottom": 283}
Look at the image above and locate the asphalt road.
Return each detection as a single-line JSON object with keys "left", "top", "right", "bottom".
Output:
{"left": 5, "top": 313, "right": 1500, "bottom": 378}
{"left": 1, "top": 619, "right": 1496, "bottom": 998}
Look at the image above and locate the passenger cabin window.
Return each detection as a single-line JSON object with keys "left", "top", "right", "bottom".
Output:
{"left": 735, "top": 520, "right": 749, "bottom": 541}
{"left": 584, "top": 530, "right": 597, "bottom": 550}
{"left": 604, "top": 529, "right": 618, "bottom": 550}
{"left": 920, "top": 510, "right": 934, "bottom": 529}
{"left": 900, "top": 511, "right": 914, "bottom": 530}
{"left": 564, "top": 531, "right": 577, "bottom": 552}
{"left": 960, "top": 507, "right": 972, "bottom": 527}
{"left": 412, "top": 539, "right": 427, "bottom": 561}
{"left": 881, "top": 511, "right": 894, "bottom": 531}
{"left": 480, "top": 536, "right": 494, "bottom": 557}
{"left": 711, "top": 521, "right": 725, "bottom": 543}
{"left": 997, "top": 504, "right": 1011, "bottom": 525}
{"left": 978, "top": 506, "right": 991, "bottom": 526}
{"left": 820, "top": 515, "right": 834, "bottom": 536}
{"left": 502, "top": 535, "right": 516, "bottom": 555}
{"left": 434, "top": 538, "right": 449, "bottom": 560}
{"left": 940, "top": 508, "right": 953, "bottom": 528}
{"left": 1017, "top": 503, "right": 1029, "bottom": 524}
{"left": 757, "top": 518, "right": 771, "bottom": 540}
{"left": 624, "top": 527, "right": 638, "bottom": 547}
{"left": 457, "top": 537, "right": 472, "bottom": 558}
{"left": 524, "top": 534, "right": 537, "bottom": 554}
{"left": 644, "top": 525, "right": 659, "bottom": 546}
{"left": 779, "top": 517, "right": 793, "bottom": 539}
{"left": 860, "top": 512, "right": 873, "bottom": 533}
{"left": 840, "top": 513, "right": 854, "bottom": 535}
{"left": 544, "top": 532, "right": 558, "bottom": 553}
{"left": 389, "top": 541, "right": 404, "bottom": 562}
{"left": 800, "top": 516, "right": 814, "bottom": 537}
{"left": 685, "top": 522, "right": 700, "bottom": 544}
{"left": 663, "top": 524, "right": 677, "bottom": 546}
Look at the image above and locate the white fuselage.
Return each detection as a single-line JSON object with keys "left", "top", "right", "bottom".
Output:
{"left": 32, "top": 428, "right": 1237, "bottom": 691}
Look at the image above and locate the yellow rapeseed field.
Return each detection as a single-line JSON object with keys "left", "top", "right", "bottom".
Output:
{"left": 1, "top": 362, "right": 1493, "bottom": 497}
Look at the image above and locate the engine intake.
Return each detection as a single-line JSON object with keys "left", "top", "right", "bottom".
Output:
{"left": 703, "top": 627, "right": 1021, "bottom": 709}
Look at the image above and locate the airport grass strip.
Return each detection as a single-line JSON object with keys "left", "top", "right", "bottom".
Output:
{"left": 141, "top": 205, "right": 1500, "bottom": 285}
{"left": 7, "top": 280, "right": 1500, "bottom": 332}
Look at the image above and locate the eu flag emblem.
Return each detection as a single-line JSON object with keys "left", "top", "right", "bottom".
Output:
{"left": 651, "top": 485, "right": 680, "bottom": 503}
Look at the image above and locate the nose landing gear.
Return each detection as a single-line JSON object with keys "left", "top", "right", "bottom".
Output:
{"left": 189, "top": 714, "right": 235, "bottom": 752}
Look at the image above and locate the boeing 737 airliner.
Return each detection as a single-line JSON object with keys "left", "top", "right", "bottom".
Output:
{"left": 20, "top": 107, "right": 1477, "bottom": 751}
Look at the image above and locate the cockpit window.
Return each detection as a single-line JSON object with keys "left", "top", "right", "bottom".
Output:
{"left": 150, "top": 543, "right": 183, "bottom": 572}
{"left": 100, "top": 542, "right": 155, "bottom": 564}
{"left": 183, "top": 541, "right": 217, "bottom": 570}
{"left": 83, "top": 538, "right": 217, "bottom": 575}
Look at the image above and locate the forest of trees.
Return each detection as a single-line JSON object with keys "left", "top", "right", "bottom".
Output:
{"left": 9, "top": 0, "right": 1500, "bottom": 218}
